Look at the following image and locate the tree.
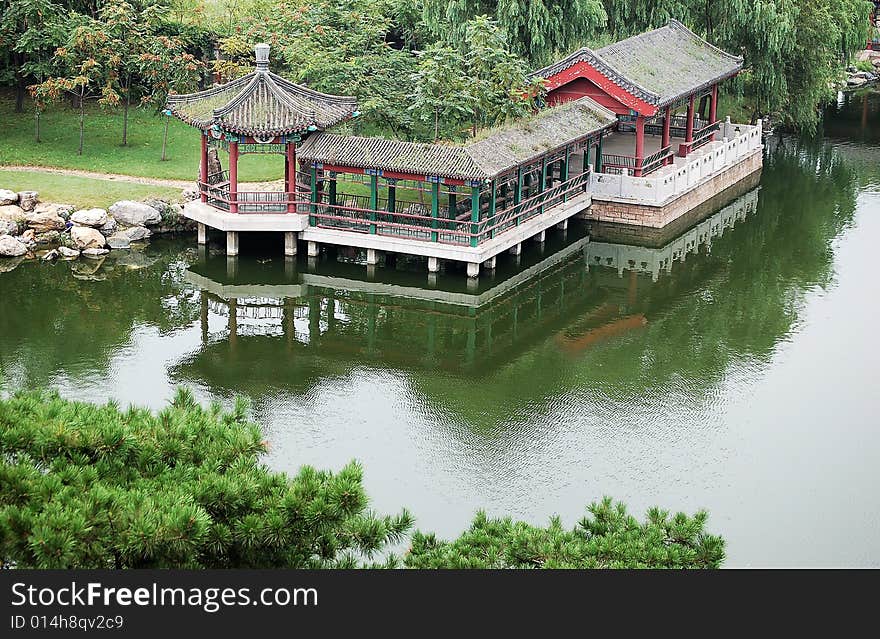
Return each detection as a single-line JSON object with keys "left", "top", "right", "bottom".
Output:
{"left": 37, "top": 13, "right": 116, "bottom": 155}
{"left": 138, "top": 34, "right": 205, "bottom": 160}
{"left": 409, "top": 44, "right": 473, "bottom": 141}
{"left": 406, "top": 498, "right": 725, "bottom": 568}
{"left": 423, "top": 0, "right": 608, "bottom": 64}
{"left": 0, "top": 389, "right": 413, "bottom": 568}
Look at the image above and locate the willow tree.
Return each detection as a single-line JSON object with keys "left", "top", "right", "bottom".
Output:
{"left": 423, "top": 0, "right": 608, "bottom": 64}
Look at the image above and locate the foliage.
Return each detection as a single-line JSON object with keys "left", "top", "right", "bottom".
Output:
{"left": 0, "top": 389, "right": 413, "bottom": 568}
{"left": 405, "top": 498, "right": 725, "bottom": 568}
{"left": 423, "top": 0, "right": 608, "bottom": 64}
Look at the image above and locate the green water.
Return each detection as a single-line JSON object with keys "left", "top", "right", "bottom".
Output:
{"left": 2, "top": 92, "right": 879, "bottom": 566}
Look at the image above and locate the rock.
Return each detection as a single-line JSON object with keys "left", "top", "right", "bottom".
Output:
{"left": 34, "top": 202, "right": 75, "bottom": 220}
{"left": 35, "top": 230, "right": 61, "bottom": 245}
{"left": 99, "top": 217, "right": 117, "bottom": 236}
{"left": 42, "top": 249, "right": 59, "bottom": 261}
{"left": 106, "top": 225, "right": 151, "bottom": 249}
{"left": 847, "top": 76, "right": 867, "bottom": 87}
{"left": 21, "top": 228, "right": 35, "bottom": 242}
{"left": 70, "top": 226, "right": 106, "bottom": 249}
{"left": 70, "top": 208, "right": 108, "bottom": 227}
{"left": 0, "top": 235, "right": 27, "bottom": 257}
{"left": 181, "top": 188, "right": 198, "bottom": 202}
{"left": 0, "top": 189, "right": 19, "bottom": 205}
{"left": 0, "top": 219, "right": 17, "bottom": 236}
{"left": 58, "top": 246, "right": 80, "bottom": 259}
{"left": 0, "top": 204, "right": 26, "bottom": 225}
{"left": 109, "top": 200, "right": 161, "bottom": 226}
{"left": 17, "top": 191, "right": 38, "bottom": 212}
{"left": 25, "top": 211, "right": 66, "bottom": 233}
{"left": 873, "top": 59, "right": 880, "bottom": 68}
{"left": 82, "top": 247, "right": 110, "bottom": 258}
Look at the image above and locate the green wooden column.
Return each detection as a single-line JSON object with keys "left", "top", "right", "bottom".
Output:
{"left": 386, "top": 179, "right": 396, "bottom": 213}
{"left": 369, "top": 174, "right": 378, "bottom": 234}
{"left": 309, "top": 165, "right": 318, "bottom": 226}
{"left": 514, "top": 167, "right": 523, "bottom": 226}
{"left": 470, "top": 185, "right": 480, "bottom": 247}
{"left": 488, "top": 180, "right": 497, "bottom": 239}
{"left": 448, "top": 186, "right": 456, "bottom": 218}
{"left": 431, "top": 181, "right": 439, "bottom": 242}
{"left": 595, "top": 134, "right": 604, "bottom": 173}
{"left": 539, "top": 155, "right": 547, "bottom": 215}
{"left": 562, "top": 146, "right": 570, "bottom": 202}
{"left": 328, "top": 171, "right": 337, "bottom": 206}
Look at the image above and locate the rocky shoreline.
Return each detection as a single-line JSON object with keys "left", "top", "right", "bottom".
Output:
{"left": 0, "top": 187, "right": 197, "bottom": 268}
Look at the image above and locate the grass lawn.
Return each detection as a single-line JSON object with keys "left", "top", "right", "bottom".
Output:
{"left": 0, "top": 170, "right": 182, "bottom": 209}
{"left": 0, "top": 92, "right": 283, "bottom": 182}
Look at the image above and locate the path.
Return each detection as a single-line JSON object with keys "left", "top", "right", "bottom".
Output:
{"left": 0, "top": 165, "right": 284, "bottom": 191}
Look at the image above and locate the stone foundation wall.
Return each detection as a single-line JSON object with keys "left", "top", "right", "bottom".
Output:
{"left": 586, "top": 150, "right": 763, "bottom": 229}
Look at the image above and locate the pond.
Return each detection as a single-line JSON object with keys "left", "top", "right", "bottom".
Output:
{"left": 2, "top": 91, "right": 878, "bottom": 567}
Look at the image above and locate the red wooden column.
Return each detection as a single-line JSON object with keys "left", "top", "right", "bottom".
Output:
{"left": 199, "top": 134, "right": 208, "bottom": 202}
{"left": 634, "top": 114, "right": 645, "bottom": 177}
{"left": 684, "top": 94, "right": 696, "bottom": 156}
{"left": 229, "top": 141, "right": 239, "bottom": 214}
{"left": 286, "top": 142, "right": 296, "bottom": 213}
{"left": 709, "top": 84, "right": 719, "bottom": 141}
{"left": 661, "top": 105, "right": 672, "bottom": 165}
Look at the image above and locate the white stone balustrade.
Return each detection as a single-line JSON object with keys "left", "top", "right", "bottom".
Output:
{"left": 590, "top": 120, "right": 763, "bottom": 205}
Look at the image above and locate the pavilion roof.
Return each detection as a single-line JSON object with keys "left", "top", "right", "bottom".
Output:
{"left": 166, "top": 46, "right": 357, "bottom": 137}
{"left": 297, "top": 97, "right": 617, "bottom": 181}
{"left": 531, "top": 19, "right": 743, "bottom": 109}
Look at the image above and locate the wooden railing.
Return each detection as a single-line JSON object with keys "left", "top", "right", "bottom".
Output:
{"left": 601, "top": 146, "right": 672, "bottom": 176}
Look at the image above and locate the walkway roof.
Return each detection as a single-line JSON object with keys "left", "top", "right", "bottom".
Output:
{"left": 297, "top": 97, "right": 616, "bottom": 181}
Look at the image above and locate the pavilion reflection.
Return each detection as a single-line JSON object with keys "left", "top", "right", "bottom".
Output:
{"left": 173, "top": 185, "right": 760, "bottom": 389}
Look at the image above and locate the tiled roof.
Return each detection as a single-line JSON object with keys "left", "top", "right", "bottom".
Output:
{"left": 531, "top": 19, "right": 742, "bottom": 108}
{"left": 297, "top": 97, "right": 617, "bottom": 180}
{"left": 167, "top": 70, "right": 357, "bottom": 137}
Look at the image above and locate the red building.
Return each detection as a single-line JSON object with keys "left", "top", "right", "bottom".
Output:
{"left": 531, "top": 20, "right": 743, "bottom": 176}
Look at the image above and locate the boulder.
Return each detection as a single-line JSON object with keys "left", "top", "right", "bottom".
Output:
{"left": 82, "top": 247, "right": 110, "bottom": 258}
{"left": 99, "top": 217, "right": 118, "bottom": 236}
{"left": 0, "top": 204, "right": 26, "bottom": 224}
{"left": 17, "top": 191, "right": 38, "bottom": 212}
{"left": 0, "top": 255, "right": 25, "bottom": 272}
{"left": 25, "top": 211, "right": 66, "bottom": 233}
{"left": 42, "top": 249, "right": 59, "bottom": 261}
{"left": 70, "top": 208, "right": 108, "bottom": 227}
{"left": 0, "top": 219, "right": 17, "bottom": 236}
{"left": 35, "top": 231, "right": 61, "bottom": 245}
{"left": 847, "top": 76, "right": 867, "bottom": 87}
{"left": 70, "top": 226, "right": 106, "bottom": 249}
{"left": 58, "top": 246, "right": 80, "bottom": 259}
{"left": 181, "top": 188, "right": 198, "bottom": 202}
{"left": 33, "top": 202, "right": 75, "bottom": 220}
{"left": 106, "top": 225, "right": 151, "bottom": 249}
{"left": 0, "top": 189, "right": 19, "bottom": 206}
{"left": 21, "top": 229, "right": 35, "bottom": 243}
{"left": 0, "top": 235, "right": 27, "bottom": 257}
{"left": 109, "top": 200, "right": 161, "bottom": 227}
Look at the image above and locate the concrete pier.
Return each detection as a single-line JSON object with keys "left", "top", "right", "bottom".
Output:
{"left": 509, "top": 243, "right": 522, "bottom": 256}
{"left": 226, "top": 231, "right": 239, "bottom": 256}
{"left": 428, "top": 257, "right": 440, "bottom": 273}
{"left": 534, "top": 230, "right": 546, "bottom": 243}
{"left": 197, "top": 223, "right": 207, "bottom": 245}
{"left": 284, "top": 231, "right": 297, "bottom": 256}
{"left": 467, "top": 262, "right": 480, "bottom": 279}
{"left": 556, "top": 219, "right": 568, "bottom": 231}
{"left": 484, "top": 256, "right": 496, "bottom": 270}
{"left": 307, "top": 241, "right": 319, "bottom": 257}
{"left": 366, "top": 248, "right": 379, "bottom": 265}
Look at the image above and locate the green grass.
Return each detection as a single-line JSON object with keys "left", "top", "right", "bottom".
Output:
{"left": 0, "top": 170, "right": 181, "bottom": 209}
{"left": 0, "top": 93, "right": 283, "bottom": 182}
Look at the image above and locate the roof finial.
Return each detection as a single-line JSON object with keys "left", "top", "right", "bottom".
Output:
{"left": 255, "top": 43, "right": 270, "bottom": 72}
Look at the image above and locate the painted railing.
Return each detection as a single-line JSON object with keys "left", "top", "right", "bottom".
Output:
{"left": 601, "top": 145, "right": 673, "bottom": 176}
{"left": 308, "top": 170, "right": 591, "bottom": 247}
{"left": 590, "top": 120, "right": 763, "bottom": 205}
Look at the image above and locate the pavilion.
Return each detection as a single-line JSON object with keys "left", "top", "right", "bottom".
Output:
{"left": 531, "top": 19, "right": 743, "bottom": 176}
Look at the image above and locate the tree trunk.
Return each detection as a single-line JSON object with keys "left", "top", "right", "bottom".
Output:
{"left": 434, "top": 108, "right": 439, "bottom": 142}
{"left": 161, "top": 117, "right": 169, "bottom": 161}
{"left": 35, "top": 110, "right": 41, "bottom": 143}
{"left": 122, "top": 76, "right": 130, "bottom": 146}
{"left": 14, "top": 53, "right": 25, "bottom": 113}
{"left": 78, "top": 102, "right": 85, "bottom": 155}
